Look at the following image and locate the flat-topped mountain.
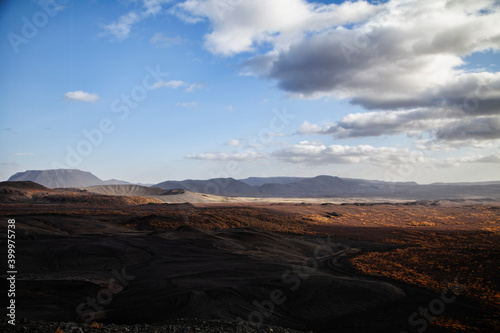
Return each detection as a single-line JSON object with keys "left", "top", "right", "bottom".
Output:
{"left": 7, "top": 169, "right": 129, "bottom": 188}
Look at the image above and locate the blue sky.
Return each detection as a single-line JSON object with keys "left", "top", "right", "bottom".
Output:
{"left": 0, "top": 0, "right": 499, "bottom": 184}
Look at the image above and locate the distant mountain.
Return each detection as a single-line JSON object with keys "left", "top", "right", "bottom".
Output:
{"left": 259, "top": 175, "right": 355, "bottom": 197}
{"left": 7, "top": 169, "right": 500, "bottom": 199}
{"left": 7, "top": 169, "right": 130, "bottom": 188}
{"left": 102, "top": 179, "right": 131, "bottom": 186}
{"left": 156, "top": 175, "right": 500, "bottom": 199}
{"left": 155, "top": 178, "right": 261, "bottom": 197}
{"left": 239, "top": 177, "right": 307, "bottom": 186}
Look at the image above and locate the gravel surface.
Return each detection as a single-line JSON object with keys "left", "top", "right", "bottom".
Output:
{"left": 1, "top": 318, "right": 309, "bottom": 333}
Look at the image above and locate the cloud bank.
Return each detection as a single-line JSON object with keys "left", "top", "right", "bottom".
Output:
{"left": 175, "top": 0, "right": 500, "bottom": 151}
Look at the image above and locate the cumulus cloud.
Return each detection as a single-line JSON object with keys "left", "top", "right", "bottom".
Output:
{"left": 435, "top": 116, "right": 500, "bottom": 142}
{"left": 272, "top": 141, "right": 430, "bottom": 167}
{"left": 64, "top": 91, "right": 99, "bottom": 103}
{"left": 187, "top": 139, "right": 499, "bottom": 173}
{"left": 297, "top": 108, "right": 500, "bottom": 148}
{"left": 103, "top": 0, "right": 171, "bottom": 40}
{"left": 175, "top": 0, "right": 500, "bottom": 150}
{"left": 297, "top": 108, "right": 456, "bottom": 138}
{"left": 172, "top": 0, "right": 376, "bottom": 55}
{"left": 239, "top": 1, "right": 500, "bottom": 105}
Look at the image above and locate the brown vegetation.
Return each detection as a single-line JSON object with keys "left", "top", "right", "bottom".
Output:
{"left": 1, "top": 188, "right": 498, "bottom": 332}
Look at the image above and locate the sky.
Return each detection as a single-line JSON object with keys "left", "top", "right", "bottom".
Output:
{"left": 0, "top": 0, "right": 499, "bottom": 184}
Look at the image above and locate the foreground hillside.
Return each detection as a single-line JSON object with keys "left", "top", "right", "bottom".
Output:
{"left": 0, "top": 198, "right": 498, "bottom": 332}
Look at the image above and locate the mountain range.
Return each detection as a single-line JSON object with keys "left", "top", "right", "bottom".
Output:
{"left": 6, "top": 169, "right": 500, "bottom": 199}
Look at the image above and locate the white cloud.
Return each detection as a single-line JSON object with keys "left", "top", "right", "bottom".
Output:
{"left": 296, "top": 106, "right": 500, "bottom": 149}
{"left": 186, "top": 82, "right": 206, "bottom": 92}
{"left": 436, "top": 152, "right": 500, "bottom": 167}
{"left": 152, "top": 80, "right": 206, "bottom": 92}
{"left": 187, "top": 141, "right": 432, "bottom": 166}
{"left": 187, "top": 150, "right": 265, "bottom": 161}
{"left": 64, "top": 91, "right": 99, "bottom": 103}
{"left": 297, "top": 108, "right": 456, "bottom": 138}
{"left": 153, "top": 80, "right": 188, "bottom": 89}
{"left": 271, "top": 141, "right": 500, "bottom": 171}
{"left": 475, "top": 152, "right": 500, "bottom": 163}
{"left": 187, "top": 139, "right": 500, "bottom": 174}
{"left": 272, "top": 141, "right": 431, "bottom": 167}
{"left": 102, "top": 0, "right": 171, "bottom": 40}
{"left": 175, "top": 0, "right": 500, "bottom": 150}
{"left": 173, "top": 0, "right": 376, "bottom": 55}
{"left": 296, "top": 121, "right": 328, "bottom": 135}
{"left": 102, "top": 12, "right": 141, "bottom": 40}
{"left": 226, "top": 139, "right": 241, "bottom": 146}
{"left": 143, "top": 0, "right": 172, "bottom": 15}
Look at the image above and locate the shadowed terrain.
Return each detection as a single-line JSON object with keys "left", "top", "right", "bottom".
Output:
{"left": 9, "top": 216, "right": 404, "bottom": 330}
{"left": 0, "top": 182, "right": 498, "bottom": 332}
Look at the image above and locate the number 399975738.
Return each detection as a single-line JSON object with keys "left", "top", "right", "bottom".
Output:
{"left": 7, "top": 219, "right": 16, "bottom": 270}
